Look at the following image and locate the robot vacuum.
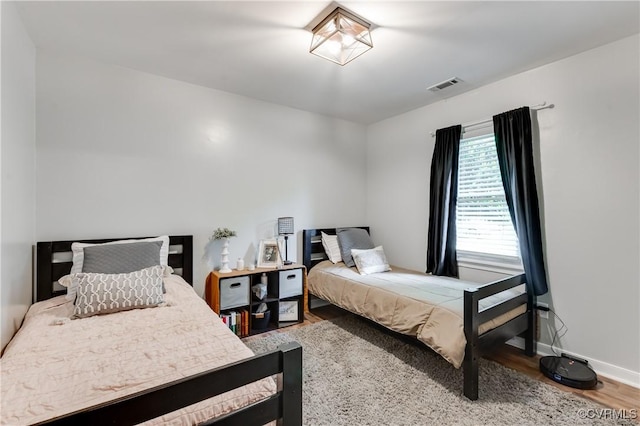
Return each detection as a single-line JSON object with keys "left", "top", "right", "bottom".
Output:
{"left": 539, "top": 354, "right": 597, "bottom": 389}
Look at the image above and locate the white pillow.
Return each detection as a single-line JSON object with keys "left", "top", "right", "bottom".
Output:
{"left": 351, "top": 246, "right": 391, "bottom": 275}
{"left": 63, "top": 236, "right": 170, "bottom": 301}
{"left": 321, "top": 232, "right": 342, "bottom": 263}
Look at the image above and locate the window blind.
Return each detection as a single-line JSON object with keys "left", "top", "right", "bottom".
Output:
{"left": 456, "top": 134, "right": 520, "bottom": 258}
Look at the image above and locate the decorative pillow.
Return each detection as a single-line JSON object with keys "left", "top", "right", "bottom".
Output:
{"left": 351, "top": 246, "right": 391, "bottom": 275}
{"left": 336, "top": 228, "right": 375, "bottom": 268}
{"left": 66, "top": 236, "right": 170, "bottom": 301}
{"left": 82, "top": 240, "right": 163, "bottom": 273}
{"left": 321, "top": 232, "right": 342, "bottom": 263}
{"left": 70, "top": 235, "right": 170, "bottom": 274}
{"left": 59, "top": 265, "right": 173, "bottom": 302}
{"left": 72, "top": 265, "right": 165, "bottom": 319}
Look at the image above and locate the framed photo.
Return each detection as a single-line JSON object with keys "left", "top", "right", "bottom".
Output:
{"left": 279, "top": 301, "right": 299, "bottom": 322}
{"left": 257, "top": 239, "right": 280, "bottom": 268}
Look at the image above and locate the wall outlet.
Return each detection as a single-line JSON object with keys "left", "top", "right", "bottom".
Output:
{"left": 536, "top": 302, "right": 549, "bottom": 319}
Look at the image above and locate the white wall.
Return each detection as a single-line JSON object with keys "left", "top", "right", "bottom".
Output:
{"left": 10, "top": 12, "right": 640, "bottom": 387}
{"left": 0, "top": 2, "right": 36, "bottom": 351}
{"left": 35, "top": 51, "right": 367, "bottom": 297}
{"left": 366, "top": 35, "right": 640, "bottom": 385}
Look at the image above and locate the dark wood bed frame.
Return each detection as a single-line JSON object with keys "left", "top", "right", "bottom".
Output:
{"left": 34, "top": 235, "right": 302, "bottom": 426}
{"left": 302, "top": 227, "right": 536, "bottom": 401}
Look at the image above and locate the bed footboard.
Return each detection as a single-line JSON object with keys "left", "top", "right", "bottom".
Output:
{"left": 38, "top": 342, "right": 303, "bottom": 426}
{"left": 463, "top": 273, "right": 535, "bottom": 400}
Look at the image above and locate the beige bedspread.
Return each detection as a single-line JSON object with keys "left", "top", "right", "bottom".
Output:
{"left": 308, "top": 261, "right": 526, "bottom": 369}
{"left": 1, "top": 275, "right": 276, "bottom": 425}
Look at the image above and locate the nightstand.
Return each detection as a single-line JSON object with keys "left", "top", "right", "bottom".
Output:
{"left": 205, "top": 264, "right": 308, "bottom": 336}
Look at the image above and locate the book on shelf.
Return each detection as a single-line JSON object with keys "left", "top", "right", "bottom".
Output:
{"left": 230, "top": 311, "right": 237, "bottom": 335}
{"left": 242, "top": 310, "right": 249, "bottom": 336}
{"left": 221, "top": 309, "right": 250, "bottom": 337}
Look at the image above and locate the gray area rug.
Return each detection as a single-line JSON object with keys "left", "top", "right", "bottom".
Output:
{"left": 245, "top": 315, "right": 634, "bottom": 426}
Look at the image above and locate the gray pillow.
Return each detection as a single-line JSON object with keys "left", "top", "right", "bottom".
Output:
{"left": 82, "top": 240, "right": 163, "bottom": 274}
{"left": 336, "top": 228, "right": 375, "bottom": 268}
{"left": 72, "top": 265, "right": 165, "bottom": 319}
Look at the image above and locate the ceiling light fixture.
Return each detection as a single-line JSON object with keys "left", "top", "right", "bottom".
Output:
{"left": 310, "top": 7, "right": 373, "bottom": 66}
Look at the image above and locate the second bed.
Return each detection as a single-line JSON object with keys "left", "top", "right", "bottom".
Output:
{"left": 302, "top": 227, "right": 535, "bottom": 400}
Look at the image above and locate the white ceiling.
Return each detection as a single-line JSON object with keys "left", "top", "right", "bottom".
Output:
{"left": 15, "top": 1, "right": 640, "bottom": 124}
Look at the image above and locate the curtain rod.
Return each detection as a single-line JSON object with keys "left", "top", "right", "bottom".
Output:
{"left": 429, "top": 102, "right": 554, "bottom": 137}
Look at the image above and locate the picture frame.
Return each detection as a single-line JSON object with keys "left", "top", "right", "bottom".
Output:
{"left": 278, "top": 301, "right": 299, "bottom": 322}
{"left": 257, "top": 239, "right": 280, "bottom": 268}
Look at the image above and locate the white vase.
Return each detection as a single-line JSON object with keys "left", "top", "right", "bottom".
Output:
{"left": 219, "top": 238, "right": 232, "bottom": 273}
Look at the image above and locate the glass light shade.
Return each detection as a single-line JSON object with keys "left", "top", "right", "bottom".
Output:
{"left": 277, "top": 217, "right": 294, "bottom": 235}
{"left": 310, "top": 7, "right": 373, "bottom": 66}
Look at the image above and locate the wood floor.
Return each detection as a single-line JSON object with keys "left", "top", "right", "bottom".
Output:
{"left": 245, "top": 304, "right": 640, "bottom": 416}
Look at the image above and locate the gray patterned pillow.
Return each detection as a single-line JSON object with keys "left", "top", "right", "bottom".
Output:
{"left": 72, "top": 265, "right": 165, "bottom": 319}
{"left": 336, "top": 228, "right": 375, "bottom": 268}
{"left": 82, "top": 241, "right": 163, "bottom": 274}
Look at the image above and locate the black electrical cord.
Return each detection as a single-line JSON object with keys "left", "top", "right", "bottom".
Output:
{"left": 547, "top": 307, "right": 568, "bottom": 356}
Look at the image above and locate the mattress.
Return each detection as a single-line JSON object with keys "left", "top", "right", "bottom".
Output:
{"left": 0, "top": 274, "right": 276, "bottom": 425}
{"left": 308, "top": 261, "right": 526, "bottom": 368}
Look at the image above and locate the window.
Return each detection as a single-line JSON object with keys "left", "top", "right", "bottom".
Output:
{"left": 456, "top": 133, "right": 522, "bottom": 268}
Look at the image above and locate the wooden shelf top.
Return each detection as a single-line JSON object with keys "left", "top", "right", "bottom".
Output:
{"left": 210, "top": 264, "right": 305, "bottom": 279}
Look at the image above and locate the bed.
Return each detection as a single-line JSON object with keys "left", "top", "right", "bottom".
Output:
{"left": 1, "top": 235, "right": 302, "bottom": 425}
{"left": 302, "top": 227, "right": 535, "bottom": 401}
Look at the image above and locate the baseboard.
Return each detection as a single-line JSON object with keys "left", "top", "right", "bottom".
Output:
{"left": 507, "top": 337, "right": 640, "bottom": 389}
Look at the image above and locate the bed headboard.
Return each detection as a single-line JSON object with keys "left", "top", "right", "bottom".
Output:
{"left": 36, "top": 235, "right": 193, "bottom": 303}
{"left": 302, "top": 227, "right": 370, "bottom": 271}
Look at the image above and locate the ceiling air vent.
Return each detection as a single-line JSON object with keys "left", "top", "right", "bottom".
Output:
{"left": 427, "top": 77, "right": 462, "bottom": 92}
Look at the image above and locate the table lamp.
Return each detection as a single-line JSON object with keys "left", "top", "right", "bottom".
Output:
{"left": 277, "top": 217, "right": 294, "bottom": 265}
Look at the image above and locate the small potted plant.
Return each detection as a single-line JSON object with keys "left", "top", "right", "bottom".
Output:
{"left": 211, "top": 227, "right": 237, "bottom": 241}
{"left": 211, "top": 228, "right": 237, "bottom": 273}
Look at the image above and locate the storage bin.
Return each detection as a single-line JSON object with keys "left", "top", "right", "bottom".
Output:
{"left": 279, "top": 269, "right": 303, "bottom": 298}
{"left": 251, "top": 310, "right": 271, "bottom": 330}
{"left": 220, "top": 276, "right": 250, "bottom": 310}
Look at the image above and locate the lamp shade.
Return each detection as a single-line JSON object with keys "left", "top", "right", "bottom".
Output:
{"left": 278, "top": 217, "right": 294, "bottom": 235}
{"left": 310, "top": 7, "right": 373, "bottom": 66}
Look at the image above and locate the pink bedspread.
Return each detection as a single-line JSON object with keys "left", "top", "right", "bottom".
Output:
{"left": 1, "top": 275, "right": 276, "bottom": 425}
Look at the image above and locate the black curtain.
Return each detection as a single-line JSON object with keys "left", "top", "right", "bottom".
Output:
{"left": 493, "top": 107, "right": 549, "bottom": 296}
{"left": 427, "top": 125, "right": 462, "bottom": 277}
